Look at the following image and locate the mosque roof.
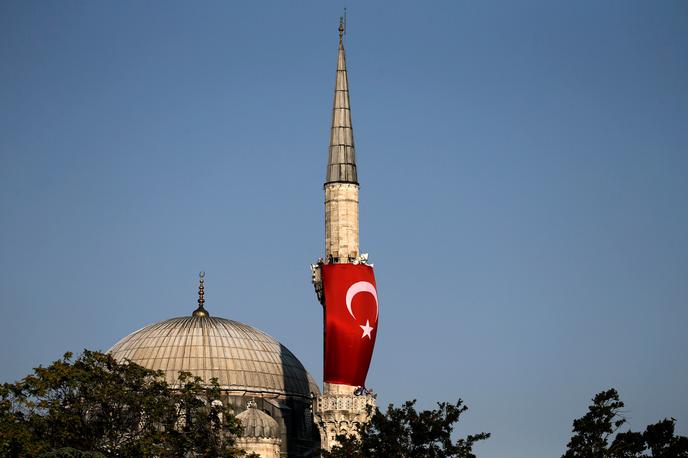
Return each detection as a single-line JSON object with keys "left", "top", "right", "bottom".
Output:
{"left": 108, "top": 316, "right": 319, "bottom": 398}
{"left": 108, "top": 273, "right": 319, "bottom": 399}
{"left": 237, "top": 400, "right": 281, "bottom": 439}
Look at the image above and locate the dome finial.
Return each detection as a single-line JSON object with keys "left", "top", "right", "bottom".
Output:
{"left": 192, "top": 271, "right": 209, "bottom": 317}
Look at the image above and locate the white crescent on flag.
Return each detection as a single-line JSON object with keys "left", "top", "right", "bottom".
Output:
{"left": 345, "top": 281, "right": 379, "bottom": 321}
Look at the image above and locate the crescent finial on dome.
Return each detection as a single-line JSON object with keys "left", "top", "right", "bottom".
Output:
{"left": 192, "top": 271, "right": 209, "bottom": 317}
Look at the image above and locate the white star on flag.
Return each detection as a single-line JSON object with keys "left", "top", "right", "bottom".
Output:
{"left": 360, "top": 320, "right": 374, "bottom": 339}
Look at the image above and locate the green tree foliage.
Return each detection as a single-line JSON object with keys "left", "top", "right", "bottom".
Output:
{"left": 323, "top": 399, "right": 490, "bottom": 458}
{"left": 0, "top": 350, "right": 255, "bottom": 457}
{"left": 563, "top": 388, "right": 688, "bottom": 458}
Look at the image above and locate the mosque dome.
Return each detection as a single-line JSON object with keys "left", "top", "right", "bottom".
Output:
{"left": 108, "top": 273, "right": 321, "bottom": 457}
{"left": 108, "top": 315, "right": 319, "bottom": 397}
{"left": 108, "top": 273, "right": 319, "bottom": 398}
{"left": 237, "top": 401, "right": 281, "bottom": 439}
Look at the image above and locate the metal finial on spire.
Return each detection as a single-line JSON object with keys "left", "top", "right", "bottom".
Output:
{"left": 339, "top": 16, "right": 344, "bottom": 40}
{"left": 192, "top": 271, "right": 209, "bottom": 317}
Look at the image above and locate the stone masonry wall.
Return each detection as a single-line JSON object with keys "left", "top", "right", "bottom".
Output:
{"left": 325, "top": 183, "right": 359, "bottom": 262}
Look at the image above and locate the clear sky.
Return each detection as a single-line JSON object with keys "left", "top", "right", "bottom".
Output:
{"left": 1, "top": 1, "right": 686, "bottom": 457}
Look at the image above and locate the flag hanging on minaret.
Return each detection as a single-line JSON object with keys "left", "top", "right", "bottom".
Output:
{"left": 322, "top": 263, "right": 378, "bottom": 386}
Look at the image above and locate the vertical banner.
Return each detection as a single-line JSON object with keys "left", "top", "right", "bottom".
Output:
{"left": 321, "top": 263, "right": 379, "bottom": 387}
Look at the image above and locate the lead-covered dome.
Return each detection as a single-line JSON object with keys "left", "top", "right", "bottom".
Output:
{"left": 108, "top": 315, "right": 319, "bottom": 398}
{"left": 237, "top": 401, "right": 281, "bottom": 438}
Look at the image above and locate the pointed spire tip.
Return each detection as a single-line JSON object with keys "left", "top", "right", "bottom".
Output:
{"left": 326, "top": 13, "right": 358, "bottom": 185}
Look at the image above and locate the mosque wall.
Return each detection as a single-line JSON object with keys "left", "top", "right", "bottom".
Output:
{"left": 236, "top": 437, "right": 281, "bottom": 458}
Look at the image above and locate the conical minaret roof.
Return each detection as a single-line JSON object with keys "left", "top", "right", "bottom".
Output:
{"left": 325, "top": 19, "right": 358, "bottom": 185}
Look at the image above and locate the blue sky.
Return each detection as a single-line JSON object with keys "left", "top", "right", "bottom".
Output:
{"left": 1, "top": 1, "right": 687, "bottom": 457}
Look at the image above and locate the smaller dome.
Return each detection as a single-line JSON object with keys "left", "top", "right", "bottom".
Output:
{"left": 237, "top": 401, "right": 280, "bottom": 439}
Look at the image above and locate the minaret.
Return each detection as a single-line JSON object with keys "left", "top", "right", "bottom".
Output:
{"left": 312, "top": 18, "right": 376, "bottom": 451}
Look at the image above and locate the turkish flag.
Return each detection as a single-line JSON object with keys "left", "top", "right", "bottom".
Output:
{"left": 321, "top": 263, "right": 379, "bottom": 387}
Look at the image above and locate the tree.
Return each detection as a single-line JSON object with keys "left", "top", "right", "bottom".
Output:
{"left": 563, "top": 388, "right": 688, "bottom": 458}
{"left": 0, "top": 350, "right": 253, "bottom": 457}
{"left": 323, "top": 399, "right": 490, "bottom": 458}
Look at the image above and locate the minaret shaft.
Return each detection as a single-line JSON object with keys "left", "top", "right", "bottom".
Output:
{"left": 325, "top": 183, "right": 359, "bottom": 262}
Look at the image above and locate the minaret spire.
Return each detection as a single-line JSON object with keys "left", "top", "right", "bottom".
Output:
{"left": 324, "top": 18, "right": 360, "bottom": 263}
{"left": 326, "top": 16, "right": 357, "bottom": 185}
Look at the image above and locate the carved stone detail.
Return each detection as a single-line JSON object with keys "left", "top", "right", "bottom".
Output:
{"left": 313, "top": 388, "right": 376, "bottom": 451}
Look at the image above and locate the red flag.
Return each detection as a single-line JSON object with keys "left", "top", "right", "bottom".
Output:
{"left": 322, "top": 263, "right": 379, "bottom": 387}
